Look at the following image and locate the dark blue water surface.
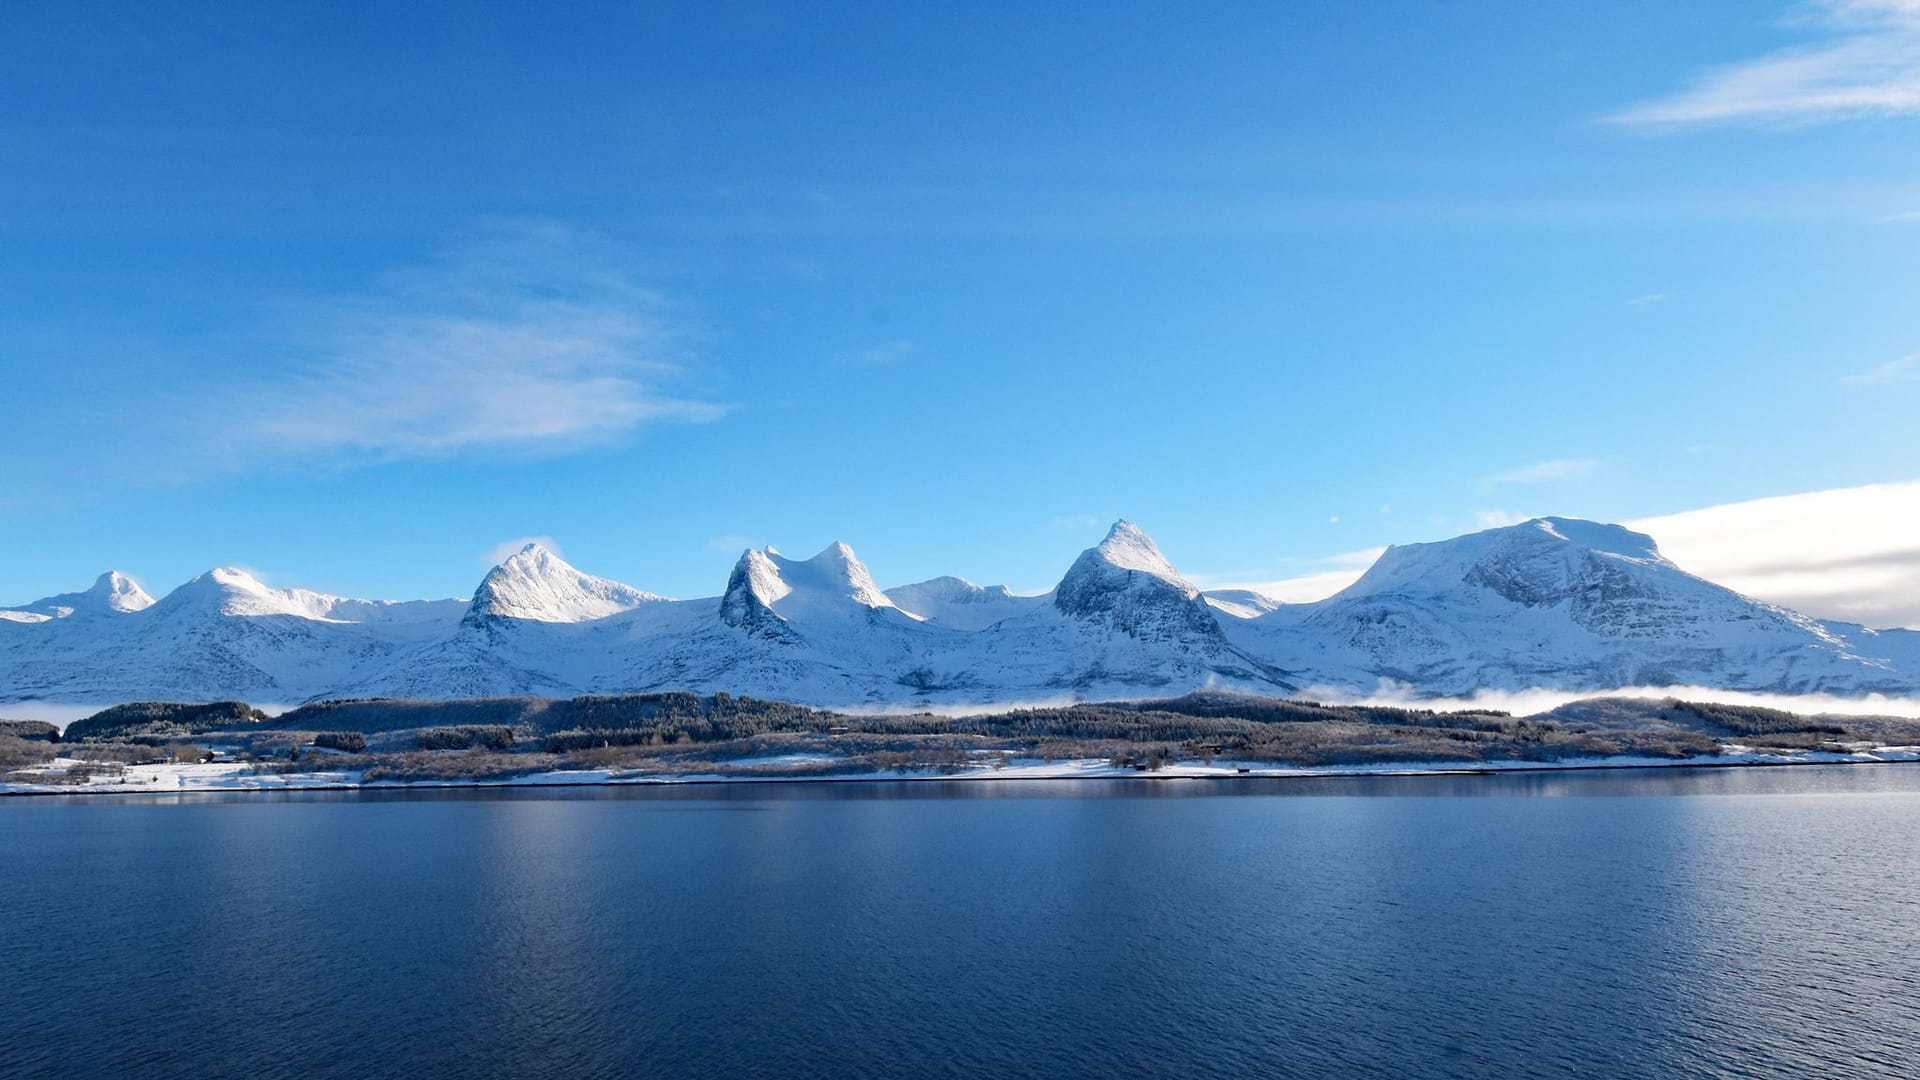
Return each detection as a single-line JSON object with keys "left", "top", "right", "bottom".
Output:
{"left": 5, "top": 766, "right": 1920, "bottom": 1079}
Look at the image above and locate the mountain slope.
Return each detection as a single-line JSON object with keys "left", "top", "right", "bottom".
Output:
{"left": 466, "top": 543, "right": 662, "bottom": 625}
{"left": 3, "top": 516, "right": 1914, "bottom": 707}
{"left": 893, "top": 522, "right": 1296, "bottom": 698}
{"left": 1202, "top": 588, "right": 1285, "bottom": 620}
{"left": 1232, "top": 517, "right": 1905, "bottom": 696}
{"left": 1, "top": 571, "right": 154, "bottom": 622}
{"left": 886, "top": 577, "right": 1048, "bottom": 631}
{"left": 0, "top": 569, "right": 463, "bottom": 703}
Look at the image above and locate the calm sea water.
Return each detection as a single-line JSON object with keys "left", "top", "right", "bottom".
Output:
{"left": 4, "top": 767, "right": 1920, "bottom": 1079}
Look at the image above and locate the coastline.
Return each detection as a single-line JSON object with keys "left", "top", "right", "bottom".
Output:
{"left": 6, "top": 744, "right": 1919, "bottom": 798}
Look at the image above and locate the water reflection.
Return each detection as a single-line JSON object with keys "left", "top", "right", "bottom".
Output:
{"left": 4, "top": 765, "right": 1919, "bottom": 1079}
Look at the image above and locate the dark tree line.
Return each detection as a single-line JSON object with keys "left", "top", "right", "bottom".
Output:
{"left": 63, "top": 701, "right": 265, "bottom": 744}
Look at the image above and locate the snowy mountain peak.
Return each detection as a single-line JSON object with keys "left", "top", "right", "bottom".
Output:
{"left": 1232, "top": 513, "right": 1906, "bottom": 698}
{"left": 787, "top": 541, "right": 896, "bottom": 609}
{"left": 719, "top": 541, "right": 907, "bottom": 627}
{"left": 1337, "top": 516, "right": 1673, "bottom": 604}
{"left": 468, "top": 545, "right": 661, "bottom": 624}
{"left": 890, "top": 576, "right": 1014, "bottom": 605}
{"left": 207, "top": 566, "right": 265, "bottom": 589}
{"left": 1055, "top": 521, "right": 1221, "bottom": 641}
{"left": 153, "top": 567, "right": 346, "bottom": 620}
{"left": 1061, "top": 521, "right": 1195, "bottom": 597}
{"left": 7, "top": 571, "right": 157, "bottom": 619}
{"left": 718, "top": 548, "right": 797, "bottom": 637}
{"left": 1528, "top": 517, "right": 1664, "bottom": 562}
{"left": 7, "top": 514, "right": 1917, "bottom": 709}
{"left": 1093, "top": 519, "right": 1184, "bottom": 580}
{"left": 87, "top": 571, "right": 155, "bottom": 613}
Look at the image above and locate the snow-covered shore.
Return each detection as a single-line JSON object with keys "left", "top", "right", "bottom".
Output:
{"left": 5, "top": 746, "right": 1919, "bottom": 797}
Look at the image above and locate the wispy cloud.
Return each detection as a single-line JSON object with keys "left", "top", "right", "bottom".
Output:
{"left": 1486, "top": 458, "right": 1598, "bottom": 486}
{"left": 1627, "top": 292, "right": 1673, "bottom": 307}
{"left": 1843, "top": 354, "right": 1920, "bottom": 382}
{"left": 1606, "top": 1, "right": 1920, "bottom": 126}
{"left": 1630, "top": 479, "right": 1920, "bottom": 628}
{"left": 226, "top": 233, "right": 719, "bottom": 461}
{"left": 0, "top": 224, "right": 727, "bottom": 513}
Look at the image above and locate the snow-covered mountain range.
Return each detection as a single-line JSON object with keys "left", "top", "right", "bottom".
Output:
{"left": 4, "top": 518, "right": 1916, "bottom": 707}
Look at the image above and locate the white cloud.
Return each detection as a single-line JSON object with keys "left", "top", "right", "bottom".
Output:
{"left": 230, "top": 256, "right": 717, "bottom": 459}
{"left": 1607, "top": 1, "right": 1920, "bottom": 126}
{"left": 0, "top": 231, "right": 725, "bottom": 514}
{"left": 1627, "top": 292, "right": 1673, "bottom": 307}
{"left": 1487, "top": 458, "right": 1598, "bottom": 486}
{"left": 1843, "top": 354, "right": 1920, "bottom": 383}
{"left": 483, "top": 536, "right": 562, "bottom": 566}
{"left": 1629, "top": 480, "right": 1920, "bottom": 628}
{"left": 1196, "top": 547, "right": 1386, "bottom": 605}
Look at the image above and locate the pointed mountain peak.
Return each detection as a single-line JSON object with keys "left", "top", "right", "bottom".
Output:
{"left": 1066, "top": 520, "right": 1188, "bottom": 588}
{"left": 1055, "top": 521, "right": 1221, "bottom": 641}
{"left": 1090, "top": 519, "right": 1183, "bottom": 580}
{"left": 87, "top": 571, "right": 155, "bottom": 613}
{"left": 789, "top": 541, "right": 894, "bottom": 608}
{"left": 808, "top": 540, "right": 858, "bottom": 563}
{"left": 718, "top": 540, "right": 909, "bottom": 635}
{"left": 469, "top": 546, "right": 661, "bottom": 624}
{"left": 4, "top": 570, "right": 156, "bottom": 619}
{"left": 719, "top": 548, "right": 798, "bottom": 638}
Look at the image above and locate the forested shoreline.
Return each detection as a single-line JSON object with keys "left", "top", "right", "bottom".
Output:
{"left": 7, "top": 690, "right": 1918, "bottom": 789}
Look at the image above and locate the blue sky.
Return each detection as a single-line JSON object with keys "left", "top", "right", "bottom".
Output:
{"left": 3, "top": 1, "right": 1917, "bottom": 610}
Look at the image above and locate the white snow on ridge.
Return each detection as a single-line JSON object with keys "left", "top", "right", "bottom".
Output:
{"left": 1085, "top": 520, "right": 1188, "bottom": 582}
{"left": 468, "top": 543, "right": 663, "bottom": 623}
{"left": 885, "top": 576, "right": 1047, "bottom": 631}
{"left": 4, "top": 516, "right": 1920, "bottom": 708}
{"left": 2, "top": 571, "right": 154, "bottom": 620}
{"left": 1203, "top": 588, "right": 1285, "bottom": 620}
